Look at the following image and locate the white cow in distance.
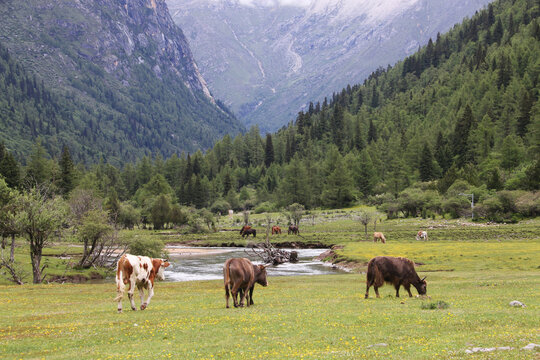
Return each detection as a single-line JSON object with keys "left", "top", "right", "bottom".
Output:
{"left": 416, "top": 231, "right": 428, "bottom": 241}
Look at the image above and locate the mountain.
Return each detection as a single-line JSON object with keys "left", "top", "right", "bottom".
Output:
{"left": 168, "top": 0, "right": 494, "bottom": 131}
{"left": 0, "top": 0, "right": 243, "bottom": 163}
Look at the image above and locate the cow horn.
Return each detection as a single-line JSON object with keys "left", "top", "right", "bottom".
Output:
{"left": 421, "top": 276, "right": 426, "bottom": 281}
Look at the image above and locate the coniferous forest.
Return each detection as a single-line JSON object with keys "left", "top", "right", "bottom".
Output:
{"left": 1, "top": 0, "right": 539, "bottom": 227}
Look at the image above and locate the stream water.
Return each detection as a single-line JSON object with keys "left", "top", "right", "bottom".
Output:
{"left": 163, "top": 246, "right": 345, "bottom": 282}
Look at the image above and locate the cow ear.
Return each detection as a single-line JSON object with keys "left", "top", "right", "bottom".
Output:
{"left": 163, "top": 260, "right": 170, "bottom": 268}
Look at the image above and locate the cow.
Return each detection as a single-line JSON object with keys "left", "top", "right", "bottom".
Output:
{"left": 224, "top": 258, "right": 268, "bottom": 308}
{"left": 239, "top": 225, "right": 252, "bottom": 236}
{"left": 365, "top": 256, "right": 427, "bottom": 299}
{"left": 241, "top": 228, "right": 256, "bottom": 238}
{"left": 272, "top": 226, "right": 281, "bottom": 235}
{"left": 416, "top": 230, "right": 428, "bottom": 241}
{"left": 288, "top": 225, "right": 299, "bottom": 235}
{"left": 114, "top": 254, "right": 170, "bottom": 313}
{"left": 373, "top": 232, "right": 386, "bottom": 243}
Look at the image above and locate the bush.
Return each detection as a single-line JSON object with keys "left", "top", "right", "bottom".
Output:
{"left": 421, "top": 301, "right": 450, "bottom": 310}
{"left": 209, "top": 199, "right": 231, "bottom": 214}
{"left": 254, "top": 201, "right": 275, "bottom": 214}
{"left": 128, "top": 237, "right": 165, "bottom": 258}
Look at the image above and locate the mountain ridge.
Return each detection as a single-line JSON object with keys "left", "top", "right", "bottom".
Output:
{"left": 169, "top": 0, "right": 493, "bottom": 131}
{"left": 0, "top": 0, "right": 243, "bottom": 162}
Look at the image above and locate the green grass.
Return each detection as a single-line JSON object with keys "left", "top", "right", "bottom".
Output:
{"left": 0, "top": 272, "right": 538, "bottom": 359}
{"left": 1, "top": 216, "right": 539, "bottom": 358}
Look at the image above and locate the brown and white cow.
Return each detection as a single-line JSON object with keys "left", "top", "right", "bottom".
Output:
{"left": 373, "top": 232, "right": 386, "bottom": 243}
{"left": 224, "top": 258, "right": 268, "bottom": 308}
{"left": 114, "top": 254, "right": 170, "bottom": 313}
{"left": 416, "top": 230, "right": 428, "bottom": 241}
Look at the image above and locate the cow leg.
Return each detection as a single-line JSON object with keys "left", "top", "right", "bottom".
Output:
{"left": 395, "top": 284, "right": 401, "bottom": 298}
{"left": 404, "top": 284, "right": 413, "bottom": 297}
{"left": 374, "top": 286, "right": 380, "bottom": 298}
{"left": 138, "top": 285, "right": 145, "bottom": 309}
{"left": 128, "top": 279, "right": 137, "bottom": 310}
{"left": 225, "top": 284, "right": 230, "bottom": 309}
{"left": 231, "top": 283, "right": 242, "bottom": 307}
{"left": 239, "top": 286, "right": 248, "bottom": 307}
{"left": 141, "top": 284, "right": 153, "bottom": 310}
{"left": 249, "top": 286, "right": 254, "bottom": 305}
{"left": 365, "top": 283, "right": 371, "bottom": 299}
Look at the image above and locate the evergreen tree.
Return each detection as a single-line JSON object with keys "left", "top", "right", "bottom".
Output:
{"left": 367, "top": 119, "right": 377, "bottom": 144}
{"left": 0, "top": 144, "right": 20, "bottom": 189}
{"left": 59, "top": 146, "right": 75, "bottom": 197}
{"left": 25, "top": 139, "right": 50, "bottom": 186}
{"left": 354, "top": 150, "right": 376, "bottom": 197}
{"left": 151, "top": 195, "right": 171, "bottom": 230}
{"left": 452, "top": 105, "right": 474, "bottom": 167}
{"left": 370, "top": 85, "right": 379, "bottom": 108}
{"left": 331, "top": 104, "right": 345, "bottom": 150}
{"left": 419, "top": 143, "right": 435, "bottom": 182}
{"left": 264, "top": 133, "right": 274, "bottom": 167}
{"left": 517, "top": 90, "right": 534, "bottom": 137}
{"left": 435, "top": 132, "right": 452, "bottom": 174}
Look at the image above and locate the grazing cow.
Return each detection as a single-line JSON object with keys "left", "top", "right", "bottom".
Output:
{"left": 288, "top": 225, "right": 299, "bottom": 235}
{"left": 373, "top": 232, "right": 386, "bottom": 243}
{"left": 272, "top": 226, "right": 282, "bottom": 235}
{"left": 224, "top": 258, "right": 268, "bottom": 308}
{"left": 239, "top": 225, "right": 252, "bottom": 236}
{"left": 114, "top": 254, "right": 170, "bottom": 313}
{"left": 365, "top": 256, "right": 427, "bottom": 299}
{"left": 416, "top": 230, "right": 428, "bottom": 241}
{"left": 241, "top": 228, "right": 256, "bottom": 238}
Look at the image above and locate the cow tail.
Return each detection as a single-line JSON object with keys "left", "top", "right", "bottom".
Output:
{"left": 224, "top": 262, "right": 230, "bottom": 297}
{"left": 367, "top": 260, "right": 384, "bottom": 288}
{"left": 114, "top": 268, "right": 124, "bottom": 302}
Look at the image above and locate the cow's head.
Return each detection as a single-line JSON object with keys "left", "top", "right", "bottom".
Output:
{"left": 416, "top": 276, "right": 427, "bottom": 295}
{"left": 154, "top": 259, "right": 170, "bottom": 281}
{"left": 255, "top": 264, "right": 268, "bottom": 287}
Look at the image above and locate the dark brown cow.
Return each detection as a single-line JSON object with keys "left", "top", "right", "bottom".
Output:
{"left": 365, "top": 256, "right": 426, "bottom": 299}
{"left": 239, "top": 225, "right": 251, "bottom": 235}
{"left": 271, "top": 226, "right": 281, "bottom": 235}
{"left": 223, "top": 258, "right": 268, "bottom": 308}
{"left": 288, "top": 225, "right": 299, "bottom": 235}
{"left": 241, "top": 228, "right": 256, "bottom": 238}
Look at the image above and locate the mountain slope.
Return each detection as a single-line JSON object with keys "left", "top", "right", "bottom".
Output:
{"left": 168, "top": 0, "right": 493, "bottom": 131}
{"left": 0, "top": 0, "right": 243, "bottom": 163}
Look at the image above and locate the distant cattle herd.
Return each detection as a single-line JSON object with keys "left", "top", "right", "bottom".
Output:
{"left": 114, "top": 226, "right": 429, "bottom": 311}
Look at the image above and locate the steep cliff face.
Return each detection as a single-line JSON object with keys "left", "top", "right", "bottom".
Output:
{"left": 0, "top": 0, "right": 241, "bottom": 161}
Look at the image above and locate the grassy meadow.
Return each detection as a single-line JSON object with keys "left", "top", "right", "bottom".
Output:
{"left": 1, "top": 213, "right": 539, "bottom": 359}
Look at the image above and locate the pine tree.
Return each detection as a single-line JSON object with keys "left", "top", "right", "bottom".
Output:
{"left": 0, "top": 144, "right": 20, "bottom": 189}
{"left": 367, "top": 119, "right": 377, "bottom": 144}
{"left": 419, "top": 143, "right": 435, "bottom": 182}
{"left": 452, "top": 105, "right": 474, "bottom": 167}
{"left": 331, "top": 105, "right": 345, "bottom": 151}
{"left": 517, "top": 90, "right": 533, "bottom": 137}
{"left": 264, "top": 133, "right": 274, "bottom": 167}
{"left": 59, "top": 145, "right": 75, "bottom": 197}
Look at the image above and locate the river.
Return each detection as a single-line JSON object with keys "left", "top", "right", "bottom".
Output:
{"left": 163, "top": 246, "right": 345, "bottom": 282}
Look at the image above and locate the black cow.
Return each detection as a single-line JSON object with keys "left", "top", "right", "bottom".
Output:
{"left": 365, "top": 256, "right": 426, "bottom": 298}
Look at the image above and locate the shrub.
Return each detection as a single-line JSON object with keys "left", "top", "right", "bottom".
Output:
{"left": 209, "top": 199, "right": 231, "bottom": 214}
{"left": 128, "top": 237, "right": 165, "bottom": 258}
{"left": 421, "top": 301, "right": 450, "bottom": 310}
{"left": 254, "top": 201, "right": 275, "bottom": 214}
